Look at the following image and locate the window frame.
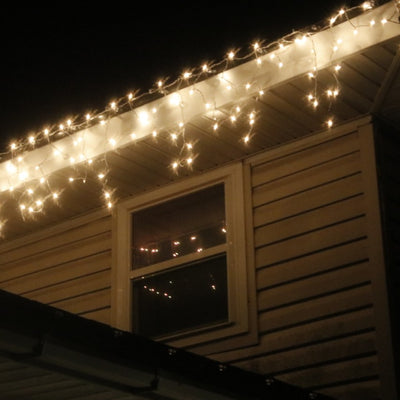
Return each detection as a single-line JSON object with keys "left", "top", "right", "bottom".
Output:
{"left": 112, "top": 163, "right": 250, "bottom": 347}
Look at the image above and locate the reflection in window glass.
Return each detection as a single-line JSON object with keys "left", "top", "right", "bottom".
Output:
{"left": 132, "top": 254, "right": 228, "bottom": 338}
{"left": 131, "top": 184, "right": 226, "bottom": 268}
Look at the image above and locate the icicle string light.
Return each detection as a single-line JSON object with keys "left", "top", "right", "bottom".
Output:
{"left": 0, "top": 1, "right": 398, "bottom": 235}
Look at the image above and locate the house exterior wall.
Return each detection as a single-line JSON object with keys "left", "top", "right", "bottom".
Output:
{"left": 0, "top": 117, "right": 396, "bottom": 399}
{"left": 0, "top": 211, "right": 112, "bottom": 324}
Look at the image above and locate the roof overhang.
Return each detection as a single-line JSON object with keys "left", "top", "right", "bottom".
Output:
{"left": 0, "top": 1, "right": 399, "bottom": 240}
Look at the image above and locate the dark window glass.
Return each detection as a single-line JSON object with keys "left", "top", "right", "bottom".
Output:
{"left": 132, "top": 254, "right": 228, "bottom": 338}
{"left": 131, "top": 184, "right": 226, "bottom": 268}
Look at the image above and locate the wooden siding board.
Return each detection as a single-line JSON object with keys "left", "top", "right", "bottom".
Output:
{"left": 253, "top": 173, "right": 363, "bottom": 227}
{"left": 1, "top": 252, "right": 111, "bottom": 295}
{"left": 0, "top": 215, "right": 112, "bottom": 265}
{"left": 255, "top": 217, "right": 366, "bottom": 268}
{"left": 259, "top": 284, "right": 372, "bottom": 333}
{"left": 319, "top": 379, "right": 380, "bottom": 400}
{"left": 251, "top": 131, "right": 359, "bottom": 186}
{"left": 0, "top": 231, "right": 111, "bottom": 283}
{"left": 23, "top": 269, "right": 110, "bottom": 305}
{"left": 230, "top": 331, "right": 376, "bottom": 373}
{"left": 258, "top": 262, "right": 370, "bottom": 311}
{"left": 276, "top": 355, "right": 378, "bottom": 390}
{"left": 252, "top": 151, "right": 361, "bottom": 207}
{"left": 256, "top": 308, "right": 374, "bottom": 356}
{"left": 50, "top": 288, "right": 110, "bottom": 314}
{"left": 257, "top": 239, "right": 368, "bottom": 288}
{"left": 254, "top": 195, "right": 365, "bottom": 247}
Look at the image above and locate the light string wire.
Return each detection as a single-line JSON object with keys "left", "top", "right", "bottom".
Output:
{"left": 0, "top": 1, "right": 398, "bottom": 236}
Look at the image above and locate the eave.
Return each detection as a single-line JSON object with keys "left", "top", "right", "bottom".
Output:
{"left": 0, "top": 1, "right": 399, "bottom": 241}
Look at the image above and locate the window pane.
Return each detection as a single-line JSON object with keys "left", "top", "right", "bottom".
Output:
{"left": 132, "top": 184, "right": 226, "bottom": 268}
{"left": 132, "top": 254, "right": 228, "bottom": 338}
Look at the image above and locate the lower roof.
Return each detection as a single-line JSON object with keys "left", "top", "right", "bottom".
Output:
{"left": 0, "top": 289, "right": 333, "bottom": 400}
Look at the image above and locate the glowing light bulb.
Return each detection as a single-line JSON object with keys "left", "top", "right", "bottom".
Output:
{"left": 353, "top": 29, "right": 358, "bottom": 35}
{"left": 171, "top": 133, "right": 178, "bottom": 141}
{"left": 244, "top": 135, "right": 250, "bottom": 143}
{"left": 334, "top": 64, "right": 342, "bottom": 72}
{"left": 128, "top": 93, "right": 134, "bottom": 101}
{"left": 245, "top": 83, "right": 251, "bottom": 90}
{"left": 27, "top": 188, "right": 33, "bottom": 195}
{"left": 172, "top": 161, "right": 179, "bottom": 169}
{"left": 256, "top": 58, "right": 262, "bottom": 65}
{"left": 104, "top": 192, "right": 110, "bottom": 199}
{"left": 213, "top": 123, "right": 218, "bottom": 131}
{"left": 52, "top": 193, "right": 58, "bottom": 199}
{"left": 259, "top": 89, "right": 264, "bottom": 95}
{"left": 107, "top": 202, "right": 112, "bottom": 209}
{"left": 28, "top": 136, "right": 35, "bottom": 144}
{"left": 253, "top": 42, "right": 260, "bottom": 51}
{"left": 228, "top": 51, "right": 235, "bottom": 60}
{"left": 313, "top": 99, "right": 319, "bottom": 108}
{"left": 183, "top": 71, "right": 191, "bottom": 79}
{"left": 19, "top": 171, "right": 28, "bottom": 181}
{"left": 327, "top": 119, "right": 333, "bottom": 128}
{"left": 187, "top": 157, "right": 193, "bottom": 165}
{"left": 69, "top": 177, "right": 74, "bottom": 182}
{"left": 10, "top": 143, "right": 16, "bottom": 150}
{"left": 362, "top": 1, "right": 372, "bottom": 10}
{"left": 202, "top": 64, "right": 209, "bottom": 72}
{"left": 381, "top": 18, "right": 387, "bottom": 24}
{"left": 278, "top": 62, "right": 283, "bottom": 68}
{"left": 138, "top": 111, "right": 150, "bottom": 125}
{"left": 98, "top": 173, "right": 105, "bottom": 180}
{"left": 86, "top": 113, "right": 91, "bottom": 121}
{"left": 67, "top": 119, "right": 72, "bottom": 127}
{"left": 158, "top": 80, "right": 163, "bottom": 88}
{"left": 169, "top": 93, "right": 181, "bottom": 107}
{"left": 339, "top": 9, "right": 345, "bottom": 15}
{"left": 370, "top": 19, "right": 376, "bottom": 26}
{"left": 152, "top": 130, "right": 158, "bottom": 137}
{"left": 40, "top": 177, "right": 45, "bottom": 184}
{"left": 20, "top": 204, "right": 26, "bottom": 210}
{"left": 110, "top": 101, "right": 117, "bottom": 110}
{"left": 109, "top": 138, "right": 116, "bottom": 147}
{"left": 230, "top": 115, "right": 237, "bottom": 122}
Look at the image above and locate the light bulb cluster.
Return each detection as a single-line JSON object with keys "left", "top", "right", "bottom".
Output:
{"left": 0, "top": 1, "right": 398, "bottom": 236}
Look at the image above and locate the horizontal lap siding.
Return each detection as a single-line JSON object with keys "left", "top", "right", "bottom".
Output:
{"left": 216, "top": 130, "right": 379, "bottom": 399}
{"left": 0, "top": 214, "right": 112, "bottom": 325}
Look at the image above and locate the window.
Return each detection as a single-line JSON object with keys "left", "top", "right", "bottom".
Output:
{"left": 113, "top": 163, "right": 251, "bottom": 347}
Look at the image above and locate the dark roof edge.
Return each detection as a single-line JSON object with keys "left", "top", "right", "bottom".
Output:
{"left": 0, "top": 289, "right": 334, "bottom": 400}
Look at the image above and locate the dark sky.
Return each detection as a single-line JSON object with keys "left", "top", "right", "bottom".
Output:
{"left": 0, "top": 0, "right": 368, "bottom": 151}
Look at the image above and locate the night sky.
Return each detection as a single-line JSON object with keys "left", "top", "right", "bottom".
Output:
{"left": 1, "top": 0, "right": 368, "bottom": 152}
